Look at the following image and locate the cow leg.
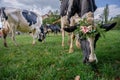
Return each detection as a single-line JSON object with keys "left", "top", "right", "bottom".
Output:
{"left": 69, "top": 17, "right": 75, "bottom": 53}
{"left": 67, "top": 33, "right": 71, "bottom": 45}
{"left": 2, "top": 29, "right": 8, "bottom": 47}
{"left": 32, "top": 37, "right": 36, "bottom": 45}
{"left": 3, "top": 35, "right": 7, "bottom": 47}
{"left": 11, "top": 25, "right": 18, "bottom": 46}
{"left": 29, "top": 32, "right": 36, "bottom": 45}
{"left": 61, "top": 28, "right": 65, "bottom": 46}
{"left": 61, "top": 17, "right": 65, "bottom": 47}
{"left": 2, "top": 21, "right": 11, "bottom": 47}
{"left": 75, "top": 34, "right": 81, "bottom": 49}
{"left": 32, "top": 32, "right": 37, "bottom": 45}
{"left": 69, "top": 32, "right": 75, "bottom": 53}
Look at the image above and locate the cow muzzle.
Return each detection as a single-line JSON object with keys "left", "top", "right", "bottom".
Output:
{"left": 88, "top": 54, "right": 98, "bottom": 63}
{"left": 38, "top": 39, "right": 42, "bottom": 42}
{"left": 83, "top": 54, "right": 98, "bottom": 64}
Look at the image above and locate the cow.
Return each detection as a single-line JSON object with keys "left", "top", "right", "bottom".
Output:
{"left": 60, "top": 0, "right": 97, "bottom": 53}
{"left": 60, "top": 0, "right": 116, "bottom": 63}
{"left": 64, "top": 22, "right": 116, "bottom": 63}
{"left": 44, "top": 24, "right": 61, "bottom": 35}
{"left": 0, "top": 7, "right": 45, "bottom": 47}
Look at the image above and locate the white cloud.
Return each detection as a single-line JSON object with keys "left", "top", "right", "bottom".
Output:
{"left": 94, "top": 7, "right": 104, "bottom": 19}
{"left": 2, "top": 0, "right": 29, "bottom": 9}
{"left": 1, "top": 0, "right": 119, "bottom": 17}
{"left": 40, "top": 6, "right": 57, "bottom": 15}
{"left": 109, "top": 5, "right": 120, "bottom": 17}
{"left": 30, "top": 6, "right": 57, "bottom": 15}
{"left": 94, "top": 4, "right": 120, "bottom": 20}
{"left": 4, "top": 0, "right": 17, "bottom": 3}
{"left": 0, "top": 0, "right": 60, "bottom": 15}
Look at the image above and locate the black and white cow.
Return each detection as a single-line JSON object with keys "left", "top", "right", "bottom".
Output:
{"left": 0, "top": 7, "right": 45, "bottom": 47}
{"left": 44, "top": 24, "right": 61, "bottom": 35}
{"left": 60, "top": 0, "right": 116, "bottom": 63}
{"left": 64, "top": 22, "right": 116, "bottom": 63}
{"left": 60, "top": 0, "right": 97, "bottom": 53}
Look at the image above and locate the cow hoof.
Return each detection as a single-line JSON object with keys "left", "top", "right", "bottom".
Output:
{"left": 76, "top": 39, "right": 81, "bottom": 49}
{"left": 15, "top": 44, "right": 18, "bottom": 47}
{"left": 62, "top": 43, "right": 64, "bottom": 47}
{"left": 83, "top": 57, "right": 89, "bottom": 64}
{"left": 4, "top": 43, "right": 8, "bottom": 47}
{"left": 69, "top": 48, "right": 74, "bottom": 53}
{"left": 4, "top": 45, "right": 8, "bottom": 47}
{"left": 32, "top": 42, "right": 35, "bottom": 46}
{"left": 32, "top": 42, "right": 36, "bottom": 45}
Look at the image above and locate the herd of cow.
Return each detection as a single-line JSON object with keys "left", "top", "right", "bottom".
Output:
{"left": 0, "top": 0, "right": 117, "bottom": 65}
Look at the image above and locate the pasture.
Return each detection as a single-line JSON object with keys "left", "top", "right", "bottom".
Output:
{"left": 0, "top": 30, "right": 120, "bottom": 80}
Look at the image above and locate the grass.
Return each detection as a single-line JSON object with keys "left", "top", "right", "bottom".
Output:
{"left": 0, "top": 30, "right": 120, "bottom": 80}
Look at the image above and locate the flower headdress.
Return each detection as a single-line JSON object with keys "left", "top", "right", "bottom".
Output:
{"left": 75, "top": 12, "right": 105, "bottom": 38}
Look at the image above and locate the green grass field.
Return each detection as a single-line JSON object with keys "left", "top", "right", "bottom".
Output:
{"left": 0, "top": 30, "right": 120, "bottom": 80}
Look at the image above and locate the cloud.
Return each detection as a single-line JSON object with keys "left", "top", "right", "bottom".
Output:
{"left": 40, "top": 6, "right": 56, "bottom": 15}
{"left": 0, "top": 0, "right": 31, "bottom": 9}
{"left": 1, "top": 0, "right": 120, "bottom": 17}
{"left": 109, "top": 5, "right": 120, "bottom": 17}
{"left": 94, "top": 4, "right": 120, "bottom": 19}
{"left": 0, "top": 0, "right": 60, "bottom": 15}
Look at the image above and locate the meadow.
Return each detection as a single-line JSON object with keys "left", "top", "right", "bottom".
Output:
{"left": 0, "top": 30, "right": 120, "bottom": 80}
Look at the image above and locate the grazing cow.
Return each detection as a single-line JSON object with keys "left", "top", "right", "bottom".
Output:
{"left": 60, "top": 0, "right": 97, "bottom": 53}
{"left": 60, "top": 0, "right": 116, "bottom": 63}
{"left": 0, "top": 7, "right": 45, "bottom": 47}
{"left": 44, "top": 24, "right": 61, "bottom": 35}
{"left": 51, "top": 24, "right": 61, "bottom": 34}
{"left": 64, "top": 22, "right": 116, "bottom": 63}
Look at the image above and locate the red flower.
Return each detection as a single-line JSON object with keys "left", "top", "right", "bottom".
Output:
{"left": 80, "top": 26, "right": 89, "bottom": 34}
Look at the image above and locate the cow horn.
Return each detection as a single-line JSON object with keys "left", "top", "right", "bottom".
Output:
{"left": 63, "top": 25, "right": 77, "bottom": 32}
{"left": 100, "top": 22, "right": 117, "bottom": 31}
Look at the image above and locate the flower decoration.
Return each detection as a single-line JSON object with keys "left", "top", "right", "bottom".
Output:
{"left": 80, "top": 25, "right": 93, "bottom": 34}
{"left": 75, "top": 18, "right": 105, "bottom": 38}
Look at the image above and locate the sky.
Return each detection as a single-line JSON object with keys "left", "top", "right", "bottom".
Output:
{"left": 95, "top": 0, "right": 120, "bottom": 19}
{"left": 0, "top": 0, "right": 120, "bottom": 19}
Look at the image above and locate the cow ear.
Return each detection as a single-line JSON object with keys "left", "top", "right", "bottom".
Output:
{"left": 100, "top": 22, "right": 117, "bottom": 31}
{"left": 63, "top": 26, "right": 77, "bottom": 32}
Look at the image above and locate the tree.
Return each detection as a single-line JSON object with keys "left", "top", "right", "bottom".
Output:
{"left": 43, "top": 10, "right": 60, "bottom": 25}
{"left": 103, "top": 4, "right": 109, "bottom": 24}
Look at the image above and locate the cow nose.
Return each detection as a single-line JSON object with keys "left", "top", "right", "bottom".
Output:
{"left": 38, "top": 39, "right": 42, "bottom": 42}
{"left": 83, "top": 57, "right": 89, "bottom": 64}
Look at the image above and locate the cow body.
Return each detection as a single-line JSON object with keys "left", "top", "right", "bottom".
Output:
{"left": 0, "top": 7, "right": 45, "bottom": 47}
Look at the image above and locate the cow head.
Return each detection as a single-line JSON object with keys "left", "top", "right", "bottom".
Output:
{"left": 64, "top": 22, "right": 116, "bottom": 63}
{"left": 38, "top": 25, "right": 46, "bottom": 42}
